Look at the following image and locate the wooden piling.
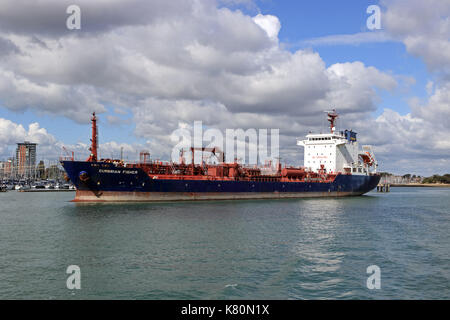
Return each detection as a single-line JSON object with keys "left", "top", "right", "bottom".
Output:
{"left": 377, "top": 183, "right": 390, "bottom": 192}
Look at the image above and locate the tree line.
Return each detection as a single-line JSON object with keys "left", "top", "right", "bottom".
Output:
{"left": 378, "top": 172, "right": 450, "bottom": 184}
{"left": 422, "top": 174, "right": 450, "bottom": 184}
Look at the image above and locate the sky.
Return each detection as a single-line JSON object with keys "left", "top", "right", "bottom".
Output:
{"left": 0, "top": 0, "right": 449, "bottom": 176}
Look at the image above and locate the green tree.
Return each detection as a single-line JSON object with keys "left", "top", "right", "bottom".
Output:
{"left": 422, "top": 174, "right": 450, "bottom": 184}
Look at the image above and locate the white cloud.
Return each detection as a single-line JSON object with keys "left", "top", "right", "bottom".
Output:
{"left": 300, "top": 31, "right": 394, "bottom": 47}
{"left": 0, "top": 67, "right": 105, "bottom": 123}
{"left": 349, "top": 79, "right": 450, "bottom": 175}
{"left": 0, "top": 118, "right": 56, "bottom": 159}
{"left": 382, "top": 0, "right": 450, "bottom": 74}
{"left": 0, "top": 0, "right": 195, "bottom": 36}
{"left": 252, "top": 14, "right": 281, "bottom": 41}
{"left": 0, "top": 0, "right": 447, "bottom": 174}
{"left": 0, "top": 0, "right": 396, "bottom": 124}
{"left": 0, "top": 117, "right": 146, "bottom": 164}
{"left": 0, "top": 118, "right": 27, "bottom": 146}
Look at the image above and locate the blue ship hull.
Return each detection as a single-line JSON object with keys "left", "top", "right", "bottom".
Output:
{"left": 61, "top": 161, "right": 381, "bottom": 202}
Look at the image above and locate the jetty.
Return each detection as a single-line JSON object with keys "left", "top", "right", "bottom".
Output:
{"left": 377, "top": 183, "right": 390, "bottom": 192}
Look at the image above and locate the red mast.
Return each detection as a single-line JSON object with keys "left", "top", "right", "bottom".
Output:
{"left": 326, "top": 109, "right": 338, "bottom": 133}
{"left": 87, "top": 112, "right": 98, "bottom": 162}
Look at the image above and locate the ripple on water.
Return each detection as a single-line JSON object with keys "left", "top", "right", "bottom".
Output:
{"left": 0, "top": 188, "right": 449, "bottom": 299}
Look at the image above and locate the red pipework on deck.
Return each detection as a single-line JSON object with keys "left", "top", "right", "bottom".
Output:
{"left": 82, "top": 111, "right": 338, "bottom": 183}
{"left": 87, "top": 112, "right": 98, "bottom": 162}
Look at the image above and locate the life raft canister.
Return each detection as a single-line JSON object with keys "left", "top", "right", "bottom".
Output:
{"left": 79, "top": 171, "right": 90, "bottom": 182}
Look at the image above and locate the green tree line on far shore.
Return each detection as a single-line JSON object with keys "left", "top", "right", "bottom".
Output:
{"left": 422, "top": 174, "right": 450, "bottom": 184}
{"left": 378, "top": 172, "right": 450, "bottom": 184}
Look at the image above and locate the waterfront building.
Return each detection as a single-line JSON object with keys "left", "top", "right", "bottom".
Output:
{"left": 15, "top": 142, "right": 37, "bottom": 178}
{"left": 0, "top": 159, "right": 13, "bottom": 179}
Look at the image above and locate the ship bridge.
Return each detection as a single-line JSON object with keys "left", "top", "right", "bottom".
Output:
{"left": 296, "top": 111, "right": 377, "bottom": 175}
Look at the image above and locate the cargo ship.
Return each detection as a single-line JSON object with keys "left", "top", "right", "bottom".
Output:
{"left": 61, "top": 111, "right": 380, "bottom": 202}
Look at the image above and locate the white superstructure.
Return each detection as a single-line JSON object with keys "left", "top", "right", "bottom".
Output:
{"left": 296, "top": 110, "right": 377, "bottom": 175}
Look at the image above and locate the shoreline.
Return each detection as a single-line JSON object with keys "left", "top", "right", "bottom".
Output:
{"left": 390, "top": 183, "right": 450, "bottom": 188}
{"left": 17, "top": 189, "right": 75, "bottom": 192}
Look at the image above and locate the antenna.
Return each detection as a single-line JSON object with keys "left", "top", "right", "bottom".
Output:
{"left": 324, "top": 109, "right": 338, "bottom": 133}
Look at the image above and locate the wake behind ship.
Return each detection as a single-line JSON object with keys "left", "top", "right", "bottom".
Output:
{"left": 61, "top": 111, "right": 380, "bottom": 202}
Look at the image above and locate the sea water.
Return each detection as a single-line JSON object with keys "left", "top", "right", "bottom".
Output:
{"left": 0, "top": 187, "right": 449, "bottom": 299}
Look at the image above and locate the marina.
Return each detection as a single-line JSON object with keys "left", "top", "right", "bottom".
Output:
{"left": 0, "top": 180, "right": 75, "bottom": 192}
{"left": 17, "top": 188, "right": 75, "bottom": 192}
